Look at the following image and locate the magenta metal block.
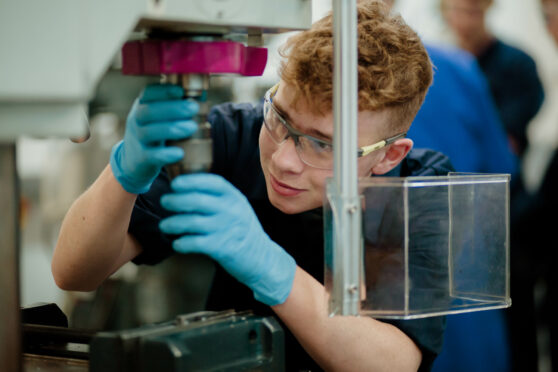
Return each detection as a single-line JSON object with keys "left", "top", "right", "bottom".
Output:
{"left": 122, "top": 40, "right": 268, "bottom": 77}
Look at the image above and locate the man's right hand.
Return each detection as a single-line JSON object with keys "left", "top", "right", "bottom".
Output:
{"left": 110, "top": 84, "right": 199, "bottom": 194}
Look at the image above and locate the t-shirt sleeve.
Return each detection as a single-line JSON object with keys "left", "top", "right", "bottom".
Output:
{"left": 130, "top": 171, "right": 175, "bottom": 265}
{"left": 385, "top": 317, "right": 446, "bottom": 372}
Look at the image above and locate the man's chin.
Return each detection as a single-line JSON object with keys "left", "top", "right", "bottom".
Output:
{"left": 269, "top": 196, "right": 303, "bottom": 215}
{"left": 267, "top": 191, "right": 317, "bottom": 215}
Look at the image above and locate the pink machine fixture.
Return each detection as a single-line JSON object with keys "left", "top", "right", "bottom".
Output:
{"left": 121, "top": 39, "right": 268, "bottom": 176}
{"left": 122, "top": 40, "right": 268, "bottom": 76}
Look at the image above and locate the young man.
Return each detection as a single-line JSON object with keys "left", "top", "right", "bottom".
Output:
{"left": 52, "top": 1, "right": 451, "bottom": 370}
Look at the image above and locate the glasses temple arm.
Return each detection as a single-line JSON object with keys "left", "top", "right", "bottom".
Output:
{"left": 358, "top": 132, "right": 407, "bottom": 157}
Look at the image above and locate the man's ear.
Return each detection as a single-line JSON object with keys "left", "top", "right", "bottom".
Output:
{"left": 371, "top": 138, "right": 413, "bottom": 175}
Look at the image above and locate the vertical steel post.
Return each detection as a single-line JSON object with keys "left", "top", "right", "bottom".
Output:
{"left": 332, "top": 0, "right": 361, "bottom": 316}
{"left": 0, "top": 143, "right": 21, "bottom": 371}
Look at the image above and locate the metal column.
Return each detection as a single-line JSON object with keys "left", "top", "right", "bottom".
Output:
{"left": 0, "top": 143, "right": 21, "bottom": 371}
{"left": 332, "top": 0, "right": 361, "bottom": 316}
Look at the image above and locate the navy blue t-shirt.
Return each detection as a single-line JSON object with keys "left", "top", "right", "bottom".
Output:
{"left": 129, "top": 102, "right": 454, "bottom": 372}
{"left": 477, "top": 39, "right": 544, "bottom": 156}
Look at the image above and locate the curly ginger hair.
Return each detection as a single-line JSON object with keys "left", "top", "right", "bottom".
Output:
{"left": 278, "top": 0, "right": 432, "bottom": 132}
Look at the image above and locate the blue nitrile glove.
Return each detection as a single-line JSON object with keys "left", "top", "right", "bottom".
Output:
{"left": 110, "top": 84, "right": 199, "bottom": 194}
{"left": 159, "top": 174, "right": 297, "bottom": 306}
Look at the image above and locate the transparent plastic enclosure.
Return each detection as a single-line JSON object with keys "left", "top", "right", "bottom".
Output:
{"left": 324, "top": 173, "right": 511, "bottom": 319}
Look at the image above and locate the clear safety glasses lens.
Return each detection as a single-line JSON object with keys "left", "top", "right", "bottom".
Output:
{"left": 263, "top": 99, "right": 333, "bottom": 169}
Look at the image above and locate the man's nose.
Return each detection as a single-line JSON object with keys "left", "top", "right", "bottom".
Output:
{"left": 271, "top": 135, "right": 305, "bottom": 173}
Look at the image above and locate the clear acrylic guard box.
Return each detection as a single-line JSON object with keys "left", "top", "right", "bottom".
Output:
{"left": 324, "top": 173, "right": 511, "bottom": 319}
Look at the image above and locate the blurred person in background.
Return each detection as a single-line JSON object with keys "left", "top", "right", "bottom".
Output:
{"left": 440, "top": 0, "right": 546, "bottom": 371}
{"left": 410, "top": 44, "right": 518, "bottom": 372}
{"left": 440, "top": 0, "right": 545, "bottom": 159}
{"left": 412, "top": 43, "right": 516, "bottom": 372}
{"left": 407, "top": 20, "right": 517, "bottom": 372}
{"left": 441, "top": 0, "right": 544, "bottom": 371}
{"left": 385, "top": 1, "right": 518, "bottom": 370}
{"left": 407, "top": 44, "right": 517, "bottom": 175}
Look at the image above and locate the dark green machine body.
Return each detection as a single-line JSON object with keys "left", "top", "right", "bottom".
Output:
{"left": 90, "top": 310, "right": 285, "bottom": 372}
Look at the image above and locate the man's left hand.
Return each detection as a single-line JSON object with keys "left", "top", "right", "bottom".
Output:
{"left": 159, "top": 174, "right": 296, "bottom": 306}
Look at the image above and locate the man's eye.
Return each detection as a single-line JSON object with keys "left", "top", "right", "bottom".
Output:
{"left": 311, "top": 139, "right": 332, "bottom": 152}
